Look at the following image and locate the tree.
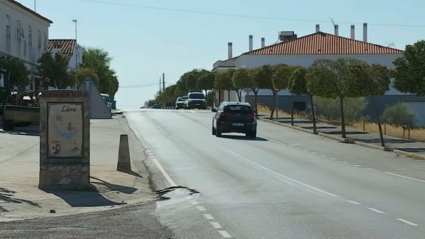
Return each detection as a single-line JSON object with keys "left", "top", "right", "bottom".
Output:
{"left": 37, "top": 52, "right": 74, "bottom": 89}
{"left": 273, "top": 64, "right": 295, "bottom": 122}
{"left": 75, "top": 67, "right": 100, "bottom": 88}
{"left": 183, "top": 69, "right": 205, "bottom": 91}
{"left": 352, "top": 62, "right": 390, "bottom": 146}
{"left": 232, "top": 68, "right": 252, "bottom": 102}
{"left": 82, "top": 47, "right": 119, "bottom": 98}
{"left": 290, "top": 66, "right": 317, "bottom": 133}
{"left": 392, "top": 40, "right": 425, "bottom": 95}
{"left": 214, "top": 70, "right": 234, "bottom": 100}
{"left": 306, "top": 58, "right": 365, "bottom": 138}
{"left": 256, "top": 65, "right": 275, "bottom": 119}
{"left": 197, "top": 71, "right": 216, "bottom": 106}
{"left": 250, "top": 68, "right": 267, "bottom": 117}
{"left": 0, "top": 55, "right": 30, "bottom": 91}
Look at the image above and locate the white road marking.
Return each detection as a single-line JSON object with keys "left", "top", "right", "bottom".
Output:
{"left": 296, "top": 148, "right": 301, "bottom": 150}
{"left": 397, "top": 218, "right": 418, "bottom": 226}
{"left": 303, "top": 149, "right": 308, "bottom": 152}
{"left": 204, "top": 214, "right": 214, "bottom": 220}
{"left": 343, "top": 161, "right": 348, "bottom": 164}
{"left": 367, "top": 168, "right": 377, "bottom": 171}
{"left": 368, "top": 208, "right": 385, "bottom": 214}
{"left": 225, "top": 149, "right": 339, "bottom": 197}
{"left": 384, "top": 172, "right": 425, "bottom": 183}
{"left": 211, "top": 222, "right": 223, "bottom": 229}
{"left": 218, "top": 230, "right": 232, "bottom": 238}
{"left": 354, "top": 165, "right": 360, "bottom": 167}
{"left": 196, "top": 206, "right": 206, "bottom": 211}
{"left": 330, "top": 158, "right": 336, "bottom": 160}
{"left": 321, "top": 155, "right": 327, "bottom": 157}
{"left": 191, "top": 201, "right": 199, "bottom": 205}
{"left": 347, "top": 200, "right": 360, "bottom": 205}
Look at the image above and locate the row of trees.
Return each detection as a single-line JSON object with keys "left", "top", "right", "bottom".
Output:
{"left": 0, "top": 47, "right": 119, "bottom": 99}
{"left": 151, "top": 40, "right": 425, "bottom": 147}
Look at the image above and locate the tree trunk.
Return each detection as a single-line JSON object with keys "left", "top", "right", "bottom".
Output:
{"left": 290, "top": 94, "right": 294, "bottom": 126}
{"left": 371, "top": 96, "right": 385, "bottom": 147}
{"left": 310, "top": 95, "right": 317, "bottom": 133}
{"left": 270, "top": 91, "right": 276, "bottom": 120}
{"left": 227, "top": 90, "right": 230, "bottom": 101}
{"left": 236, "top": 89, "right": 242, "bottom": 102}
{"left": 212, "top": 89, "right": 216, "bottom": 107}
{"left": 253, "top": 89, "right": 259, "bottom": 118}
{"left": 339, "top": 96, "right": 346, "bottom": 138}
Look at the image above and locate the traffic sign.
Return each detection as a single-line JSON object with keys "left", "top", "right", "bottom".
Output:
{"left": 45, "top": 77, "right": 50, "bottom": 83}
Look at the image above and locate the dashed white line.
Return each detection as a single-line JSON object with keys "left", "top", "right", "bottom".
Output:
{"left": 218, "top": 230, "right": 232, "bottom": 238}
{"left": 343, "top": 161, "right": 349, "bottom": 164}
{"left": 367, "top": 168, "right": 377, "bottom": 171}
{"left": 303, "top": 149, "right": 308, "bottom": 152}
{"left": 347, "top": 200, "right": 361, "bottom": 205}
{"left": 196, "top": 206, "right": 206, "bottom": 211}
{"left": 204, "top": 214, "right": 214, "bottom": 220}
{"left": 384, "top": 172, "right": 425, "bottom": 183}
{"left": 330, "top": 158, "right": 336, "bottom": 160}
{"left": 296, "top": 147, "right": 301, "bottom": 150}
{"left": 191, "top": 201, "right": 199, "bottom": 205}
{"left": 354, "top": 165, "right": 360, "bottom": 167}
{"left": 368, "top": 208, "right": 385, "bottom": 214}
{"left": 321, "top": 155, "right": 327, "bottom": 157}
{"left": 211, "top": 222, "right": 223, "bottom": 229}
{"left": 225, "top": 149, "right": 339, "bottom": 198}
{"left": 397, "top": 218, "right": 418, "bottom": 226}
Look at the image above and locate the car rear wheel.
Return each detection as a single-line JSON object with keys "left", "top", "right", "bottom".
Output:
{"left": 216, "top": 128, "right": 222, "bottom": 137}
{"left": 246, "top": 130, "right": 256, "bottom": 138}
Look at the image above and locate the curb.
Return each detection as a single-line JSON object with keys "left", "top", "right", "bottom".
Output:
{"left": 259, "top": 117, "right": 425, "bottom": 160}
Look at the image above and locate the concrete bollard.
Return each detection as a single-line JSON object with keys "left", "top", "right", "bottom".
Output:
{"left": 117, "top": 134, "right": 131, "bottom": 172}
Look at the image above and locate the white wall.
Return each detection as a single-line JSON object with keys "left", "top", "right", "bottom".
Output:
{"left": 0, "top": 1, "right": 51, "bottom": 89}
{"left": 68, "top": 44, "right": 83, "bottom": 70}
{"left": 235, "top": 54, "right": 405, "bottom": 96}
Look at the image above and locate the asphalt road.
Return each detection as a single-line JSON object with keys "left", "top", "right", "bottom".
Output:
{"left": 124, "top": 109, "right": 425, "bottom": 239}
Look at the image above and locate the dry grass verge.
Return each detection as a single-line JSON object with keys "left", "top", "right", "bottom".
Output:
{"left": 257, "top": 105, "right": 425, "bottom": 142}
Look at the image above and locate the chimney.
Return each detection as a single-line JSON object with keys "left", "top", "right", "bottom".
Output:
{"left": 334, "top": 25, "right": 339, "bottom": 36}
{"left": 350, "top": 25, "right": 355, "bottom": 40}
{"left": 249, "top": 35, "right": 253, "bottom": 51}
{"left": 315, "top": 24, "right": 320, "bottom": 33}
{"left": 261, "top": 37, "right": 265, "bottom": 48}
{"left": 363, "top": 23, "right": 367, "bottom": 42}
{"left": 228, "top": 42, "right": 232, "bottom": 59}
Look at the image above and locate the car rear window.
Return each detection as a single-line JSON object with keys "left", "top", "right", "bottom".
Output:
{"left": 224, "top": 105, "right": 252, "bottom": 113}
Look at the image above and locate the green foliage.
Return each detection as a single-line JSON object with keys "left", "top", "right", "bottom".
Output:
{"left": 382, "top": 102, "right": 416, "bottom": 127}
{"left": 288, "top": 67, "right": 309, "bottom": 95}
{"left": 0, "top": 55, "right": 30, "bottom": 90}
{"left": 392, "top": 40, "right": 425, "bottom": 95}
{"left": 232, "top": 68, "right": 252, "bottom": 89}
{"left": 197, "top": 71, "right": 215, "bottom": 90}
{"left": 272, "top": 64, "right": 293, "bottom": 90}
{"left": 315, "top": 97, "right": 368, "bottom": 123}
{"left": 75, "top": 67, "right": 100, "bottom": 88}
{"left": 82, "top": 47, "right": 119, "bottom": 98}
{"left": 37, "top": 52, "right": 74, "bottom": 89}
{"left": 256, "top": 65, "right": 274, "bottom": 90}
{"left": 214, "top": 70, "right": 234, "bottom": 90}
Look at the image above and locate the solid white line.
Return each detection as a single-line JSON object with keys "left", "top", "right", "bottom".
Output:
{"left": 225, "top": 149, "right": 339, "bottom": 198}
{"left": 397, "top": 218, "right": 418, "bottom": 226}
{"left": 150, "top": 157, "right": 177, "bottom": 186}
{"left": 218, "top": 230, "right": 232, "bottom": 238}
{"left": 204, "top": 214, "right": 214, "bottom": 220}
{"left": 368, "top": 208, "right": 385, "bottom": 214}
{"left": 196, "top": 206, "right": 206, "bottom": 211}
{"left": 347, "top": 200, "right": 360, "bottom": 205}
{"left": 211, "top": 222, "right": 223, "bottom": 229}
{"left": 384, "top": 172, "right": 425, "bottom": 183}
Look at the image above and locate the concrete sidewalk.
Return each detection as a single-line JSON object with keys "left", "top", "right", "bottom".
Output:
{"left": 259, "top": 112, "right": 425, "bottom": 160}
{"left": 0, "top": 115, "right": 154, "bottom": 222}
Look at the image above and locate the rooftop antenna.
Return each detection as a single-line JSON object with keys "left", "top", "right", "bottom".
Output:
{"left": 330, "top": 17, "right": 336, "bottom": 27}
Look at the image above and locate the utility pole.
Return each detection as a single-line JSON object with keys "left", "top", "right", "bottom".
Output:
{"left": 162, "top": 73, "right": 165, "bottom": 92}
{"left": 159, "top": 77, "right": 161, "bottom": 93}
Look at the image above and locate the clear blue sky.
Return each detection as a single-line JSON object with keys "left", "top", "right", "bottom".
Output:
{"left": 19, "top": 0, "right": 425, "bottom": 109}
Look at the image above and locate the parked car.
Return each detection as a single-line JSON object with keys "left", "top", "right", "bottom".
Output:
{"left": 211, "top": 102, "right": 257, "bottom": 138}
{"left": 175, "top": 97, "right": 185, "bottom": 109}
{"left": 185, "top": 91, "right": 207, "bottom": 109}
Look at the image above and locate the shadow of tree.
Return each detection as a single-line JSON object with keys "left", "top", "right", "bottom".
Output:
{"left": 0, "top": 187, "right": 41, "bottom": 212}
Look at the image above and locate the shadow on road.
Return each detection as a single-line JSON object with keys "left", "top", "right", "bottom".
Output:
{"left": 221, "top": 135, "right": 268, "bottom": 141}
{"left": 90, "top": 176, "right": 138, "bottom": 194}
{"left": 0, "top": 187, "right": 41, "bottom": 212}
{"left": 0, "top": 124, "right": 39, "bottom": 137}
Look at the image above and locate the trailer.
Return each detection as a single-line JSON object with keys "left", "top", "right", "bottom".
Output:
{"left": 2, "top": 91, "right": 40, "bottom": 131}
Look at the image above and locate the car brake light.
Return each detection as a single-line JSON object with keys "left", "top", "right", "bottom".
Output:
{"left": 221, "top": 111, "right": 230, "bottom": 116}
{"left": 247, "top": 112, "right": 254, "bottom": 117}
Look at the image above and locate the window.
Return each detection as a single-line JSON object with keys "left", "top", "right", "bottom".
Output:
{"left": 43, "top": 33, "right": 47, "bottom": 50}
{"left": 37, "top": 30, "right": 41, "bottom": 49}
{"left": 188, "top": 93, "right": 205, "bottom": 99}
{"left": 28, "top": 26, "right": 32, "bottom": 47}
{"left": 5, "top": 15, "right": 11, "bottom": 51}
{"left": 223, "top": 105, "right": 253, "bottom": 113}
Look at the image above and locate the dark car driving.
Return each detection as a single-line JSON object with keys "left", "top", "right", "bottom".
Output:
{"left": 211, "top": 102, "right": 257, "bottom": 138}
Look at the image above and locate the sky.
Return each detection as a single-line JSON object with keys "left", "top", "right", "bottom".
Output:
{"left": 17, "top": 0, "right": 425, "bottom": 109}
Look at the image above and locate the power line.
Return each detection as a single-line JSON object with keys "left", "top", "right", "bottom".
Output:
{"left": 81, "top": 0, "right": 425, "bottom": 28}
{"left": 119, "top": 81, "right": 174, "bottom": 89}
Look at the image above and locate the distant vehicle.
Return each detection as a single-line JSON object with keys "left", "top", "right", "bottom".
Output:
{"left": 185, "top": 91, "right": 207, "bottom": 109}
{"left": 211, "top": 102, "right": 257, "bottom": 138}
{"left": 175, "top": 97, "right": 185, "bottom": 109}
{"left": 100, "top": 93, "right": 112, "bottom": 111}
{"left": 151, "top": 105, "right": 161, "bottom": 109}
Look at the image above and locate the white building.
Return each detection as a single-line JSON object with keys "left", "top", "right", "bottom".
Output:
{"left": 211, "top": 24, "right": 425, "bottom": 126}
{"left": 0, "top": 0, "right": 52, "bottom": 89}
{"left": 48, "top": 39, "right": 83, "bottom": 70}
